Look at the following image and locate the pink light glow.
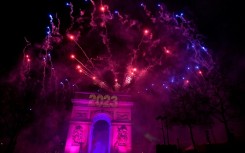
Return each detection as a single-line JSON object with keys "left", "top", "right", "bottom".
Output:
{"left": 100, "top": 6, "right": 105, "bottom": 12}
{"left": 165, "top": 49, "right": 170, "bottom": 54}
{"left": 198, "top": 70, "right": 203, "bottom": 75}
{"left": 185, "top": 80, "right": 190, "bottom": 85}
{"left": 143, "top": 29, "right": 149, "bottom": 35}
{"left": 68, "top": 34, "right": 75, "bottom": 40}
{"left": 70, "top": 54, "right": 75, "bottom": 59}
{"left": 76, "top": 65, "right": 81, "bottom": 69}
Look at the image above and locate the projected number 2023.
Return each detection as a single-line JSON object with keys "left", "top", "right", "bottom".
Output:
{"left": 88, "top": 94, "right": 118, "bottom": 107}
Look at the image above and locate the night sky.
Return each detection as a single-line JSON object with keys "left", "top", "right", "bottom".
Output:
{"left": 2, "top": 0, "right": 244, "bottom": 110}
{"left": 1, "top": 0, "right": 245, "bottom": 152}
{"left": 2, "top": 0, "right": 245, "bottom": 77}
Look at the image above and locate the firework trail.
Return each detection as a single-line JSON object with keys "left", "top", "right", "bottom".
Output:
{"left": 89, "top": 0, "right": 97, "bottom": 27}
{"left": 66, "top": 2, "right": 75, "bottom": 32}
{"left": 22, "top": 37, "right": 31, "bottom": 69}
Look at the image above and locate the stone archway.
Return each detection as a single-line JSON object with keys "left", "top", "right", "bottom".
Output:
{"left": 64, "top": 92, "right": 133, "bottom": 153}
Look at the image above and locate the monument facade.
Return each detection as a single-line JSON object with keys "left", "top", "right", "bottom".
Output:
{"left": 64, "top": 92, "right": 133, "bottom": 153}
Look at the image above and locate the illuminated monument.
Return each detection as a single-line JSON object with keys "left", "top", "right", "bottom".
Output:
{"left": 65, "top": 92, "right": 133, "bottom": 153}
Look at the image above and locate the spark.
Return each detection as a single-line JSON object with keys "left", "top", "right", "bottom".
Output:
{"left": 144, "top": 29, "right": 149, "bottom": 35}
{"left": 100, "top": 6, "right": 105, "bottom": 12}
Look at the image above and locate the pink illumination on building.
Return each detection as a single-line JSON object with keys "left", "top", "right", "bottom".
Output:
{"left": 65, "top": 92, "right": 133, "bottom": 153}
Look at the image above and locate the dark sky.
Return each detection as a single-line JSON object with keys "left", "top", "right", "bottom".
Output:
{"left": 1, "top": 0, "right": 244, "bottom": 84}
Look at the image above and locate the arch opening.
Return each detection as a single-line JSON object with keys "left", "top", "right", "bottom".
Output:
{"left": 91, "top": 120, "right": 110, "bottom": 153}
